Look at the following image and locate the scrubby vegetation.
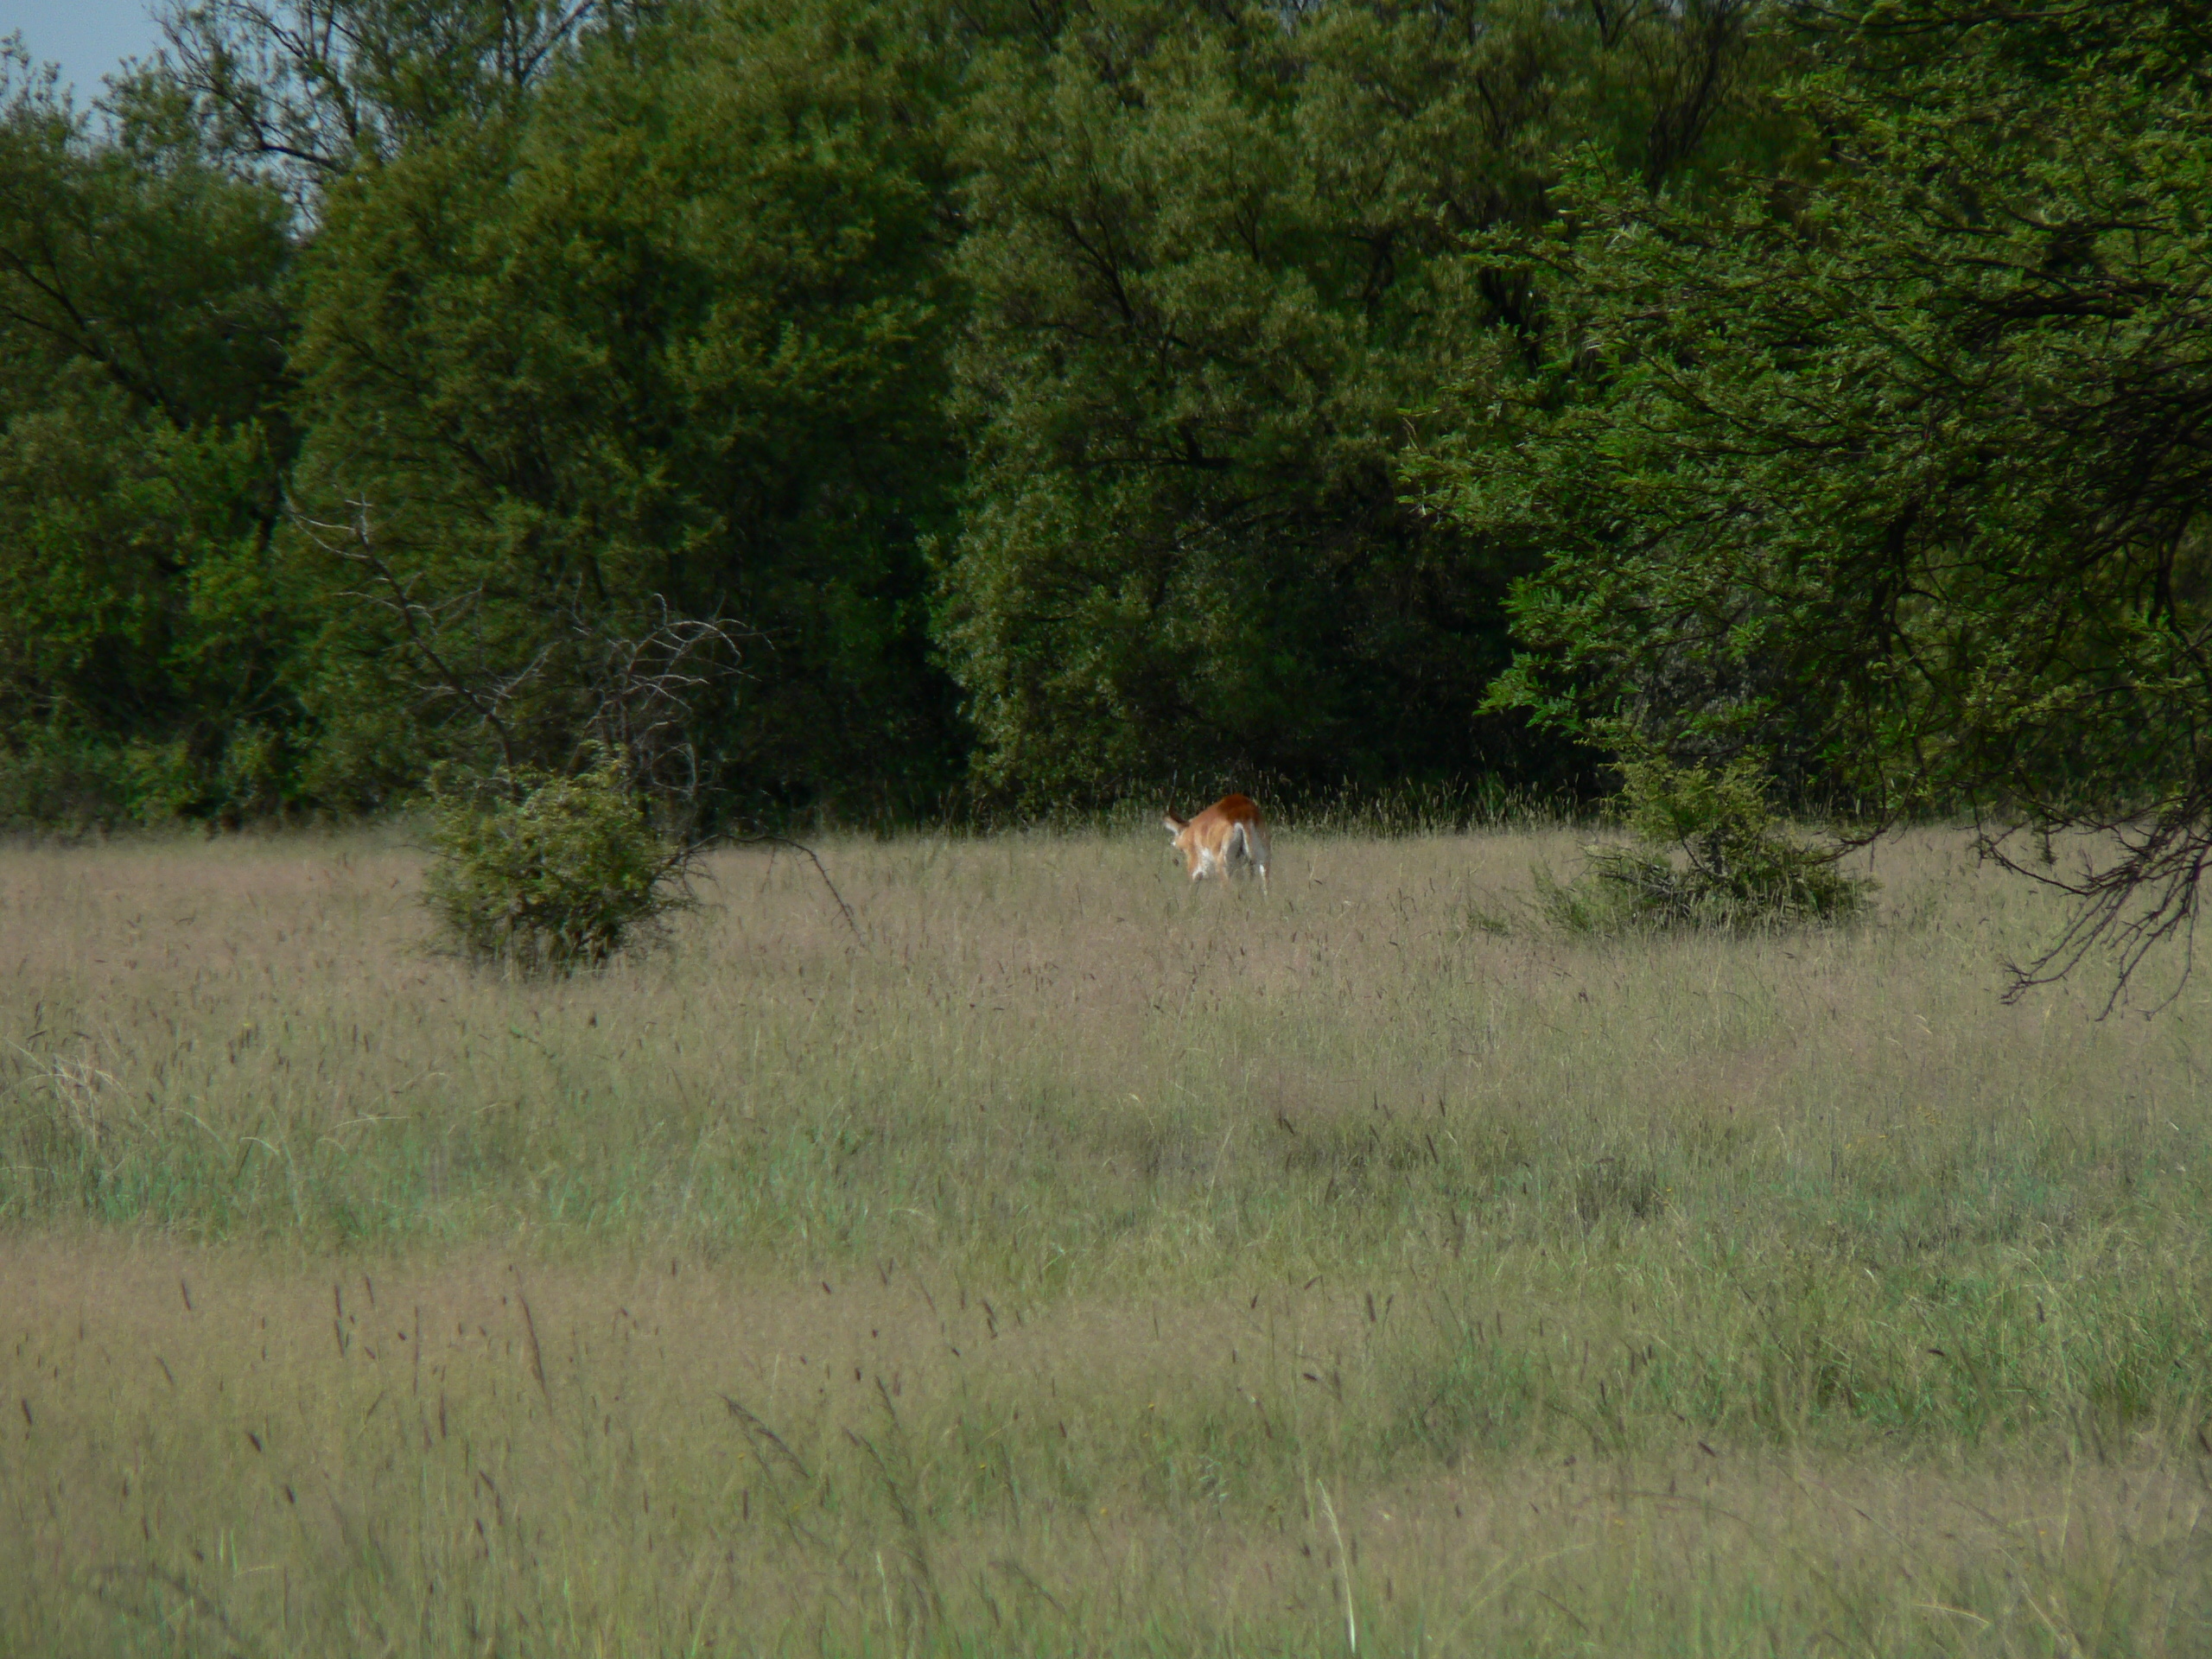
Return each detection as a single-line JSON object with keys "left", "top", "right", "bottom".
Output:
{"left": 1536, "top": 748, "right": 1873, "bottom": 933}
{"left": 422, "top": 754, "right": 696, "bottom": 972}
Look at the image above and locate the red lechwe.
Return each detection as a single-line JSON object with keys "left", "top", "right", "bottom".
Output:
{"left": 1161, "top": 793, "right": 1270, "bottom": 893}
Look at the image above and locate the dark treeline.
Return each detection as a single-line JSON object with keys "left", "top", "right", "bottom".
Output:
{"left": 3, "top": 2, "right": 2207, "bottom": 857}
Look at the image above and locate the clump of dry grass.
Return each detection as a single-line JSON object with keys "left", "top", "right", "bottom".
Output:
{"left": 2, "top": 825, "right": 2210, "bottom": 1651}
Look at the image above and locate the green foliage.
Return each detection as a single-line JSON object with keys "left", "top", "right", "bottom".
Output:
{"left": 0, "top": 44, "right": 309, "bottom": 824}
{"left": 289, "top": 0, "right": 965, "bottom": 817}
{"left": 1423, "top": 0, "right": 2212, "bottom": 979}
{"left": 18, "top": 0, "right": 2209, "bottom": 952}
{"left": 0, "top": 1, "right": 1796, "bottom": 830}
{"left": 156, "top": 0, "right": 645, "bottom": 202}
{"left": 422, "top": 753, "right": 693, "bottom": 973}
{"left": 1537, "top": 748, "right": 1873, "bottom": 934}
{"left": 938, "top": 0, "right": 1779, "bottom": 809}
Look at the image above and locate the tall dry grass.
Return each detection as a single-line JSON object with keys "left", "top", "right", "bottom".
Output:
{"left": 3, "top": 826, "right": 2209, "bottom": 1653}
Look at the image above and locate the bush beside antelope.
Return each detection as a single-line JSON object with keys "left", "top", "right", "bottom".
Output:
{"left": 1162, "top": 794, "right": 1270, "bottom": 893}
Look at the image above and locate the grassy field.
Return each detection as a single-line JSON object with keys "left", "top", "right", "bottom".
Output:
{"left": 3, "top": 824, "right": 2209, "bottom": 1655}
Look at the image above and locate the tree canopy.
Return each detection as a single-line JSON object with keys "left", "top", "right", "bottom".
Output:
{"left": 0, "top": 43, "right": 300, "bottom": 822}
{"left": 942, "top": 0, "right": 1777, "bottom": 808}
{"left": 1421, "top": 0, "right": 2212, "bottom": 991}
{"left": 5, "top": 0, "right": 2210, "bottom": 974}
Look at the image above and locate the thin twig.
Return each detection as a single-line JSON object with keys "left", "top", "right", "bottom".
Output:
{"left": 296, "top": 499, "right": 526, "bottom": 774}
{"left": 727, "top": 833, "right": 868, "bottom": 950}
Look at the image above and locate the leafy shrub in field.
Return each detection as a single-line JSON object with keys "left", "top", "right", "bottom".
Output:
{"left": 423, "top": 756, "right": 694, "bottom": 974}
{"left": 1539, "top": 748, "right": 1873, "bottom": 934}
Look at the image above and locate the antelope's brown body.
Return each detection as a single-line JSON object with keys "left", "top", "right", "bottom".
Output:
{"left": 1162, "top": 795, "right": 1270, "bottom": 893}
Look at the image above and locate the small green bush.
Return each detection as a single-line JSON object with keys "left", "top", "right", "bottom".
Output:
{"left": 423, "top": 754, "right": 694, "bottom": 974}
{"left": 1538, "top": 747, "right": 1874, "bottom": 934}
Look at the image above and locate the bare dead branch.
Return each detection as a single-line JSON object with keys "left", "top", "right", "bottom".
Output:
{"left": 575, "top": 598, "right": 754, "bottom": 816}
{"left": 723, "top": 833, "right": 867, "bottom": 951}
{"left": 296, "top": 498, "right": 525, "bottom": 775}
{"left": 1981, "top": 794, "right": 2209, "bottom": 1016}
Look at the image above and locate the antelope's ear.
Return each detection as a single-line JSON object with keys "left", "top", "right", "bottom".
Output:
{"left": 1162, "top": 814, "right": 1184, "bottom": 836}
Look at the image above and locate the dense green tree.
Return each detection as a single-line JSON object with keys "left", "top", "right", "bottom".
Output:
{"left": 287, "top": 0, "right": 967, "bottom": 819}
{"left": 938, "top": 0, "right": 1780, "bottom": 810}
{"left": 158, "top": 0, "right": 648, "bottom": 207}
{"left": 26, "top": 0, "right": 2202, "bottom": 878}
{"left": 1424, "top": 1, "right": 2212, "bottom": 991}
{"left": 0, "top": 45, "right": 305, "bottom": 823}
